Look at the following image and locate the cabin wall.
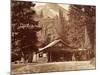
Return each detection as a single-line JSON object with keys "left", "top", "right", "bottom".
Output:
{"left": 33, "top": 52, "right": 48, "bottom": 63}
{"left": 32, "top": 48, "right": 94, "bottom": 63}
{"left": 47, "top": 48, "right": 94, "bottom": 62}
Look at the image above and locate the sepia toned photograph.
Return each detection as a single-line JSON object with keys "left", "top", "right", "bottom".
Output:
{"left": 11, "top": 0, "right": 96, "bottom": 74}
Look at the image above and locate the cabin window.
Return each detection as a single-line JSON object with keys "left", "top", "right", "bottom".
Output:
{"left": 39, "top": 53, "right": 43, "bottom": 58}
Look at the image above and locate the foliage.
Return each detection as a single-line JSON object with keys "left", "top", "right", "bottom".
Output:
{"left": 66, "top": 5, "right": 96, "bottom": 48}
{"left": 11, "top": 1, "right": 41, "bottom": 62}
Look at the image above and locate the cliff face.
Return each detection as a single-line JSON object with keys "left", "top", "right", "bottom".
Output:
{"left": 34, "top": 3, "right": 69, "bottom": 18}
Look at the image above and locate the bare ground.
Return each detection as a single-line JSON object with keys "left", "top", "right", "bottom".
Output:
{"left": 11, "top": 61, "right": 95, "bottom": 74}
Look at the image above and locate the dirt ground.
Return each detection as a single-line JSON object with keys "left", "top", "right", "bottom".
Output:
{"left": 11, "top": 61, "right": 95, "bottom": 74}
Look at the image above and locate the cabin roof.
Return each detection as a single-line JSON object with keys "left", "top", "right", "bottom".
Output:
{"left": 39, "top": 39, "right": 78, "bottom": 52}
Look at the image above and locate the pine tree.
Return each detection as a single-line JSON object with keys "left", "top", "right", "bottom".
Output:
{"left": 67, "top": 5, "right": 96, "bottom": 59}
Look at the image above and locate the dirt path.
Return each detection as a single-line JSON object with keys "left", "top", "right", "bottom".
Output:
{"left": 12, "top": 61, "right": 95, "bottom": 74}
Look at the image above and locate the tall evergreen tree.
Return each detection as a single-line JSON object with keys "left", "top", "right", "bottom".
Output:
{"left": 67, "top": 5, "right": 96, "bottom": 59}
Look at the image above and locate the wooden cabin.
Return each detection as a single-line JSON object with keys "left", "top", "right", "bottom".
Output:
{"left": 33, "top": 39, "right": 93, "bottom": 63}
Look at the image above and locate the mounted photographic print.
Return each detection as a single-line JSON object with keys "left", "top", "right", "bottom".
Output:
{"left": 11, "top": 0, "right": 96, "bottom": 74}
